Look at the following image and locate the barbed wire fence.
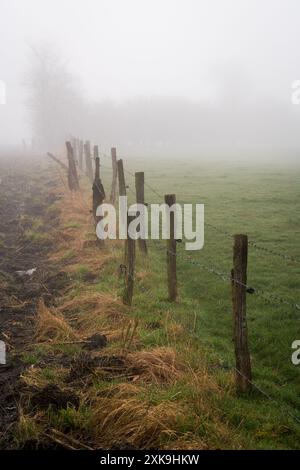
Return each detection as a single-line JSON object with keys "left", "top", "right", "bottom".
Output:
{"left": 74, "top": 146, "right": 299, "bottom": 318}
{"left": 52, "top": 141, "right": 300, "bottom": 427}
{"left": 54, "top": 143, "right": 300, "bottom": 315}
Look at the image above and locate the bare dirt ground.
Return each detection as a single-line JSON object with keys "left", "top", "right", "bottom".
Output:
{"left": 0, "top": 156, "right": 62, "bottom": 448}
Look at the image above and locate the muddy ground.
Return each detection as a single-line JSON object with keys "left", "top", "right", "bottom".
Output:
{"left": 0, "top": 155, "right": 62, "bottom": 448}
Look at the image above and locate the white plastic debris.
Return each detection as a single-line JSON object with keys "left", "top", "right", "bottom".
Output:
{"left": 15, "top": 268, "right": 37, "bottom": 277}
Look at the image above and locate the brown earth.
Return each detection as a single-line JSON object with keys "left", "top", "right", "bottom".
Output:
{"left": 0, "top": 155, "right": 65, "bottom": 448}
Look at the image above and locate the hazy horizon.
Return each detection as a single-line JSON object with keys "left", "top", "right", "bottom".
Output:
{"left": 1, "top": 0, "right": 300, "bottom": 162}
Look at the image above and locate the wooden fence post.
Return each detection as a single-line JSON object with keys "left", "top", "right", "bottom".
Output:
{"left": 84, "top": 140, "right": 93, "bottom": 182}
{"left": 65, "top": 141, "right": 79, "bottom": 191}
{"left": 93, "top": 145, "right": 105, "bottom": 247}
{"left": 232, "top": 234, "right": 252, "bottom": 393}
{"left": 135, "top": 171, "right": 147, "bottom": 254}
{"left": 164, "top": 194, "right": 177, "bottom": 301}
{"left": 117, "top": 159, "right": 126, "bottom": 196}
{"left": 117, "top": 159, "right": 127, "bottom": 261}
{"left": 110, "top": 147, "right": 118, "bottom": 205}
{"left": 92, "top": 145, "right": 105, "bottom": 219}
{"left": 123, "top": 214, "right": 136, "bottom": 306}
{"left": 72, "top": 138, "right": 78, "bottom": 164}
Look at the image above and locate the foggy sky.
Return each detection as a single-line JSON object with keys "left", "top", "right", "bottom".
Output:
{"left": 1, "top": 0, "right": 300, "bottom": 159}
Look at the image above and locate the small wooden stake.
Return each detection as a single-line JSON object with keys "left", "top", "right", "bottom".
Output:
{"left": 232, "top": 234, "right": 252, "bottom": 393}
{"left": 123, "top": 214, "right": 136, "bottom": 306}
{"left": 110, "top": 147, "right": 118, "bottom": 205}
{"left": 65, "top": 141, "right": 79, "bottom": 191}
{"left": 135, "top": 171, "right": 147, "bottom": 254}
{"left": 164, "top": 194, "right": 177, "bottom": 302}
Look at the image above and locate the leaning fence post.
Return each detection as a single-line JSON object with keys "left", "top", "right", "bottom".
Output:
{"left": 123, "top": 214, "right": 136, "bottom": 306}
{"left": 232, "top": 234, "right": 252, "bottom": 393}
{"left": 66, "top": 141, "right": 79, "bottom": 191}
{"left": 135, "top": 172, "right": 147, "bottom": 254}
{"left": 164, "top": 194, "right": 177, "bottom": 301}
{"left": 110, "top": 147, "right": 118, "bottom": 205}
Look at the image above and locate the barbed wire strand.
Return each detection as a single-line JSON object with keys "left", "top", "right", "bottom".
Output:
{"left": 149, "top": 241, "right": 300, "bottom": 311}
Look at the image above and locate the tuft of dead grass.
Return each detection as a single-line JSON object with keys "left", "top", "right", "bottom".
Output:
{"left": 58, "top": 293, "right": 128, "bottom": 339}
{"left": 127, "top": 347, "right": 182, "bottom": 385}
{"left": 36, "top": 298, "right": 78, "bottom": 343}
{"left": 90, "top": 383, "right": 183, "bottom": 448}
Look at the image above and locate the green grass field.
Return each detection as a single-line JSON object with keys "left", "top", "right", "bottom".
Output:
{"left": 97, "top": 158, "right": 300, "bottom": 448}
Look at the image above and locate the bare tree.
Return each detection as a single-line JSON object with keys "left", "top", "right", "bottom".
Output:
{"left": 26, "top": 44, "right": 84, "bottom": 150}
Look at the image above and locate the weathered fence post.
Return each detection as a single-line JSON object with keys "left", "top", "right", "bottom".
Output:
{"left": 232, "top": 234, "right": 252, "bottom": 393}
{"left": 123, "top": 214, "right": 136, "bottom": 306}
{"left": 164, "top": 194, "right": 177, "bottom": 301}
{"left": 110, "top": 147, "right": 118, "bottom": 205}
{"left": 65, "top": 141, "right": 79, "bottom": 191}
{"left": 135, "top": 171, "right": 147, "bottom": 254}
{"left": 92, "top": 145, "right": 105, "bottom": 219}
{"left": 72, "top": 138, "right": 78, "bottom": 164}
{"left": 117, "top": 159, "right": 127, "bottom": 261}
{"left": 84, "top": 140, "right": 93, "bottom": 182}
{"left": 117, "top": 159, "right": 126, "bottom": 196}
{"left": 78, "top": 140, "right": 83, "bottom": 171}
{"left": 93, "top": 145, "right": 105, "bottom": 247}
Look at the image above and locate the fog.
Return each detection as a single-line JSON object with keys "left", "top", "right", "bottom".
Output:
{"left": 1, "top": 0, "right": 300, "bottom": 161}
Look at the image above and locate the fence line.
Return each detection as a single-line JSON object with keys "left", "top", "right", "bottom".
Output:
{"left": 49, "top": 145, "right": 299, "bottom": 309}
{"left": 51, "top": 140, "right": 299, "bottom": 405}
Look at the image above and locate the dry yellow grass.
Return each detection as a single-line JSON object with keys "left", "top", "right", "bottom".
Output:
{"left": 58, "top": 292, "right": 128, "bottom": 339}
{"left": 48, "top": 183, "right": 121, "bottom": 288}
{"left": 127, "top": 347, "right": 182, "bottom": 385}
{"left": 36, "top": 298, "right": 78, "bottom": 343}
{"left": 90, "top": 383, "right": 184, "bottom": 448}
